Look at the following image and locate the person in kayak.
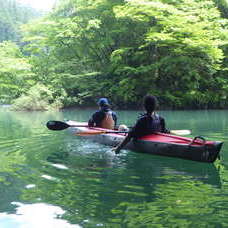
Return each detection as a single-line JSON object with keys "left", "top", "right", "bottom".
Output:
{"left": 88, "top": 98, "right": 117, "bottom": 130}
{"left": 114, "top": 95, "right": 169, "bottom": 154}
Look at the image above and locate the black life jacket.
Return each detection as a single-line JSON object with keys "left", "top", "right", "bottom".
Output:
{"left": 145, "top": 113, "right": 162, "bottom": 132}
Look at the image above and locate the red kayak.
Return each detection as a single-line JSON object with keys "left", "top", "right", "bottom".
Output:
{"left": 67, "top": 121, "right": 223, "bottom": 163}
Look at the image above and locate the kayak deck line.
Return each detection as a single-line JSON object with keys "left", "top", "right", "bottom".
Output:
{"left": 67, "top": 121, "right": 223, "bottom": 163}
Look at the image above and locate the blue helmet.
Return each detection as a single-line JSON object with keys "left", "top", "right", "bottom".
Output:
{"left": 97, "top": 98, "right": 109, "bottom": 106}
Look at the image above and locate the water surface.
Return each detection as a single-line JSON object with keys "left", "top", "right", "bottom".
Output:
{"left": 0, "top": 108, "right": 227, "bottom": 227}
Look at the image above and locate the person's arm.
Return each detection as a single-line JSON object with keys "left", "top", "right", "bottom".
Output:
{"left": 112, "top": 112, "right": 117, "bottom": 129}
{"left": 88, "top": 118, "right": 94, "bottom": 127}
{"left": 89, "top": 111, "right": 106, "bottom": 127}
{"left": 114, "top": 118, "right": 143, "bottom": 154}
{"left": 88, "top": 112, "right": 97, "bottom": 127}
{"left": 114, "top": 133, "right": 132, "bottom": 154}
{"left": 160, "top": 117, "right": 170, "bottom": 133}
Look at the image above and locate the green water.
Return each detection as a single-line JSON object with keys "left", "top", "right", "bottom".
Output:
{"left": 0, "top": 107, "right": 228, "bottom": 227}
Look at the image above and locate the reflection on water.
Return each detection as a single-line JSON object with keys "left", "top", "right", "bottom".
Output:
{"left": 0, "top": 107, "right": 227, "bottom": 227}
{"left": 0, "top": 203, "right": 78, "bottom": 228}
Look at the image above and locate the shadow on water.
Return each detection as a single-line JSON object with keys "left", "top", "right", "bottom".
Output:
{"left": 122, "top": 152, "right": 222, "bottom": 188}
{"left": 101, "top": 152, "right": 225, "bottom": 227}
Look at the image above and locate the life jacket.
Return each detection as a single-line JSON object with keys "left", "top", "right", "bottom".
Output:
{"left": 146, "top": 113, "right": 162, "bottom": 132}
{"left": 100, "top": 111, "right": 115, "bottom": 129}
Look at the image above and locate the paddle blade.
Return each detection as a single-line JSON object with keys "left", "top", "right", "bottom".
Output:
{"left": 46, "top": 121, "right": 70, "bottom": 130}
{"left": 170, "top": 130, "right": 191, "bottom": 135}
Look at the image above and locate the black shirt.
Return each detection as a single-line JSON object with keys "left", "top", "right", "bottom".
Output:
{"left": 129, "top": 113, "right": 169, "bottom": 138}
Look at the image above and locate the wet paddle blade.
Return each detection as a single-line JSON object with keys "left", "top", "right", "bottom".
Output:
{"left": 46, "top": 121, "right": 70, "bottom": 130}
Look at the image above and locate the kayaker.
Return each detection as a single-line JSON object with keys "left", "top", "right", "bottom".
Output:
{"left": 114, "top": 95, "right": 169, "bottom": 154}
{"left": 88, "top": 98, "right": 117, "bottom": 130}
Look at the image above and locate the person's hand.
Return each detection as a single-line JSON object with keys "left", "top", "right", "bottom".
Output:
{"left": 112, "top": 146, "right": 121, "bottom": 154}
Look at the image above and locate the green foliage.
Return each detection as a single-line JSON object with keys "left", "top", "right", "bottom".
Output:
{"left": 0, "top": 41, "right": 34, "bottom": 104}
{"left": 214, "top": 0, "right": 228, "bottom": 18}
{"left": 0, "top": 0, "right": 41, "bottom": 43}
{"left": 1, "top": 0, "right": 228, "bottom": 109}
{"left": 11, "top": 84, "right": 63, "bottom": 111}
{"left": 111, "top": 0, "right": 228, "bottom": 108}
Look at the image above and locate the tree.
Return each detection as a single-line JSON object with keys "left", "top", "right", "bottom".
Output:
{"left": 0, "top": 0, "right": 41, "bottom": 42}
{"left": 18, "top": 0, "right": 228, "bottom": 109}
{"left": 0, "top": 41, "right": 34, "bottom": 103}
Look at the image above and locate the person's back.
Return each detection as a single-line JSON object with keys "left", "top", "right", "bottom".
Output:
{"left": 114, "top": 95, "right": 169, "bottom": 153}
{"left": 100, "top": 110, "right": 115, "bottom": 129}
{"left": 129, "top": 95, "right": 169, "bottom": 138}
{"left": 88, "top": 98, "right": 117, "bottom": 130}
{"left": 130, "top": 113, "right": 169, "bottom": 138}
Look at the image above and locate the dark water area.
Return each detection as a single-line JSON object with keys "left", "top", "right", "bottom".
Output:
{"left": 0, "top": 107, "right": 228, "bottom": 227}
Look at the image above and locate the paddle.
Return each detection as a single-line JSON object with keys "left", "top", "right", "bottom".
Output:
{"left": 76, "top": 129, "right": 191, "bottom": 136}
{"left": 46, "top": 120, "right": 87, "bottom": 131}
{"left": 76, "top": 130, "right": 129, "bottom": 136}
{"left": 47, "top": 120, "right": 191, "bottom": 136}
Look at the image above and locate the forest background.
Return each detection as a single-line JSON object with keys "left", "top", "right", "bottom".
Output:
{"left": 0, "top": 0, "right": 228, "bottom": 110}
